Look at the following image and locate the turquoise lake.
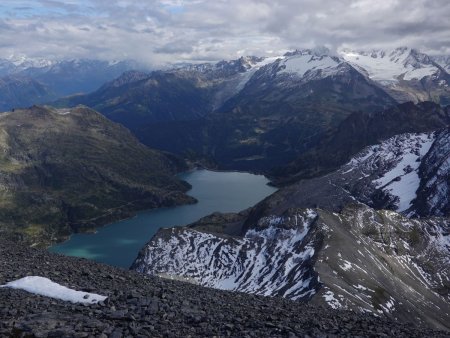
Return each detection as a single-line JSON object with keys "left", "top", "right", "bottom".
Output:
{"left": 49, "top": 169, "right": 276, "bottom": 268}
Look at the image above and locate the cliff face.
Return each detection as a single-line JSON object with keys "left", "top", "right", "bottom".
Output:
{"left": 0, "top": 238, "right": 447, "bottom": 337}
{"left": 0, "top": 105, "right": 194, "bottom": 247}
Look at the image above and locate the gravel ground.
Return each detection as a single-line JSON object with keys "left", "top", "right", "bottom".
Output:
{"left": 0, "top": 239, "right": 448, "bottom": 338}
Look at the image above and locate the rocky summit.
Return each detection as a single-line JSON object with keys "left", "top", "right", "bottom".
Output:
{"left": 0, "top": 238, "right": 448, "bottom": 338}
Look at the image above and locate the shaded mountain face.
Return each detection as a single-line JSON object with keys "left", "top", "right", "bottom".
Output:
{"left": 132, "top": 127, "right": 450, "bottom": 331}
{"left": 58, "top": 70, "right": 216, "bottom": 129}
{"left": 0, "top": 76, "right": 55, "bottom": 111}
{"left": 272, "top": 101, "right": 450, "bottom": 184}
{"left": 56, "top": 56, "right": 276, "bottom": 127}
{"left": 0, "top": 105, "right": 194, "bottom": 247}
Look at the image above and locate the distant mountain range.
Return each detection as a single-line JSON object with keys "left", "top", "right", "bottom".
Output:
{"left": 0, "top": 57, "right": 143, "bottom": 111}
{"left": 57, "top": 47, "right": 450, "bottom": 172}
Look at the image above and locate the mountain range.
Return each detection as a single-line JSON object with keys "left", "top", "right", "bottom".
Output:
{"left": 57, "top": 47, "right": 450, "bottom": 172}
{"left": 0, "top": 57, "right": 142, "bottom": 111}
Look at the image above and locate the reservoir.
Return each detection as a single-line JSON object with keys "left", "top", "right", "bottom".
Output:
{"left": 50, "top": 169, "right": 276, "bottom": 268}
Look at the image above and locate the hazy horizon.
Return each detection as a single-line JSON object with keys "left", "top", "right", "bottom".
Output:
{"left": 0, "top": 0, "right": 449, "bottom": 67}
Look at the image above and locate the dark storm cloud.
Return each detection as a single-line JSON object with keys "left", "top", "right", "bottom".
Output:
{"left": 0, "top": 0, "right": 448, "bottom": 65}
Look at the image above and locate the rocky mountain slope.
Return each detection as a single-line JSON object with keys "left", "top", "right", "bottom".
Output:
{"left": 0, "top": 238, "right": 447, "bottom": 337}
{"left": 132, "top": 128, "right": 450, "bottom": 331}
{"left": 0, "top": 105, "right": 193, "bottom": 247}
{"left": 133, "top": 205, "right": 450, "bottom": 330}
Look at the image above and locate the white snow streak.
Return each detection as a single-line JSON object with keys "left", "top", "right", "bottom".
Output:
{"left": 1, "top": 276, "right": 107, "bottom": 304}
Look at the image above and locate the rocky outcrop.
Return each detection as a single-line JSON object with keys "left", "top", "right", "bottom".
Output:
{"left": 132, "top": 204, "right": 450, "bottom": 331}
{"left": 133, "top": 209, "right": 321, "bottom": 301}
{"left": 0, "top": 238, "right": 447, "bottom": 337}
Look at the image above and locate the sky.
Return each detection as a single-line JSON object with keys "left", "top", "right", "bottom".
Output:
{"left": 0, "top": 0, "right": 449, "bottom": 66}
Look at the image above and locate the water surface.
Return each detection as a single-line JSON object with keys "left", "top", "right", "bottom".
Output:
{"left": 50, "top": 170, "right": 276, "bottom": 268}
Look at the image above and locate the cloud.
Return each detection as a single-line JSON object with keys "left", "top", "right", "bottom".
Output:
{"left": 0, "top": 0, "right": 448, "bottom": 66}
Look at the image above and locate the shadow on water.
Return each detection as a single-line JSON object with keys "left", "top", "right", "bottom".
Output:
{"left": 49, "top": 169, "right": 277, "bottom": 268}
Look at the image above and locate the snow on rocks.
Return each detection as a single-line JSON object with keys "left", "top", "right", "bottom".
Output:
{"left": 133, "top": 210, "right": 320, "bottom": 301}
{"left": 323, "top": 290, "right": 343, "bottom": 309}
{"left": 371, "top": 133, "right": 435, "bottom": 212}
{"left": 278, "top": 53, "right": 342, "bottom": 78}
{"left": 0, "top": 276, "right": 107, "bottom": 304}
{"left": 341, "top": 132, "right": 436, "bottom": 214}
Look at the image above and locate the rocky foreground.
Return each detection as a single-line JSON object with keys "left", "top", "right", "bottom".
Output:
{"left": 0, "top": 239, "right": 448, "bottom": 337}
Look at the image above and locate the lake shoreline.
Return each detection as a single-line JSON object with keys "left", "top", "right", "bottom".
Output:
{"left": 50, "top": 169, "right": 277, "bottom": 268}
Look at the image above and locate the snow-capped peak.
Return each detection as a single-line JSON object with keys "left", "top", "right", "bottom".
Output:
{"left": 284, "top": 46, "right": 334, "bottom": 58}
{"left": 277, "top": 53, "right": 342, "bottom": 78}
{"left": 339, "top": 47, "right": 440, "bottom": 83}
{"left": 5, "top": 54, "right": 56, "bottom": 69}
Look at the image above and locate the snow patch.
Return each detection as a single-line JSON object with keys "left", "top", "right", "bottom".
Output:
{"left": 1, "top": 276, "right": 107, "bottom": 304}
{"left": 340, "top": 260, "right": 353, "bottom": 271}
{"left": 323, "top": 290, "right": 343, "bottom": 309}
